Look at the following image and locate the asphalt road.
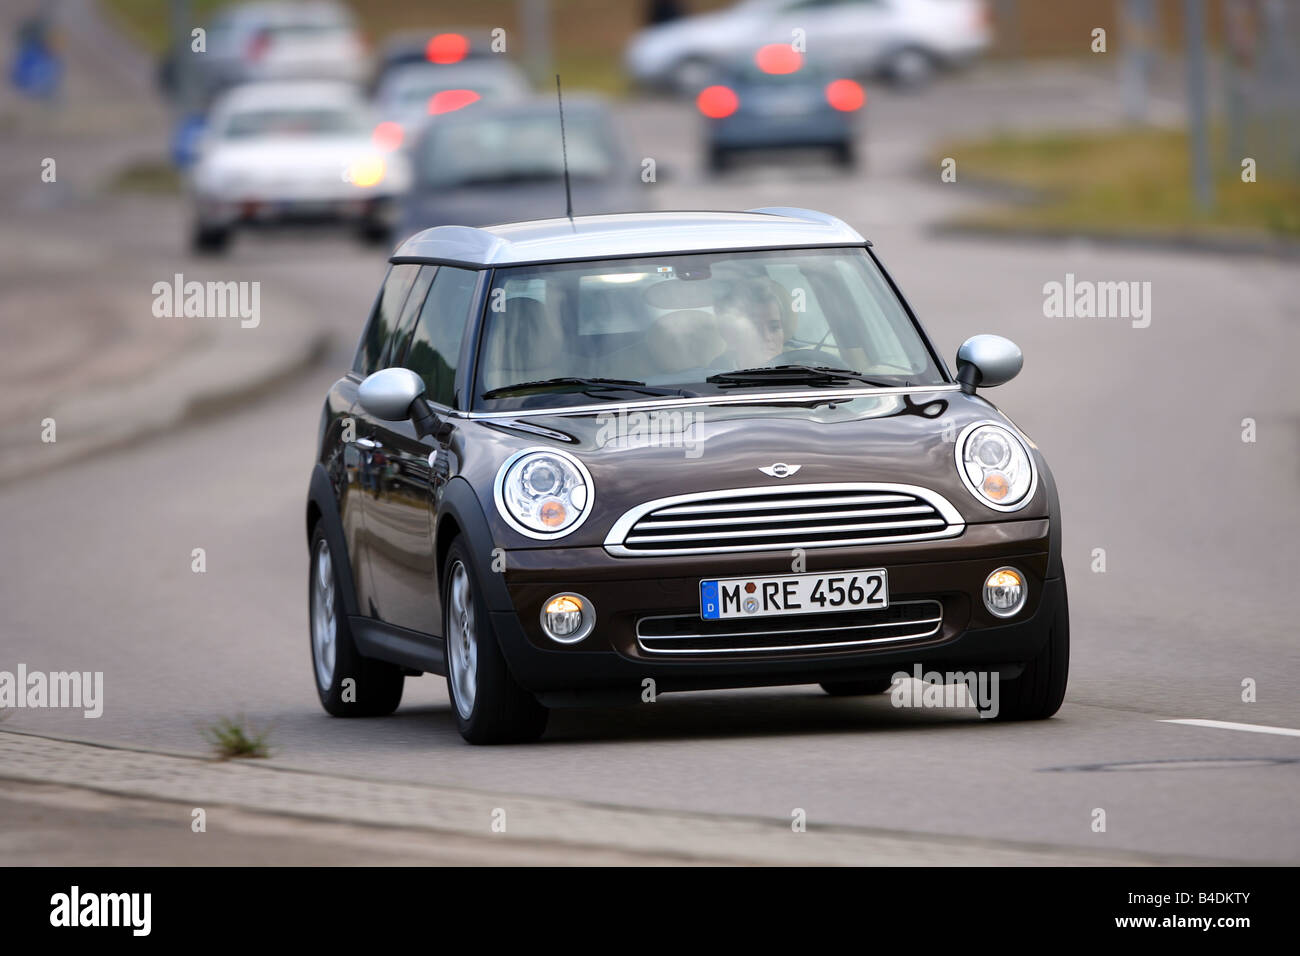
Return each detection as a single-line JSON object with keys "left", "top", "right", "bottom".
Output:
{"left": 2, "top": 62, "right": 1298, "bottom": 863}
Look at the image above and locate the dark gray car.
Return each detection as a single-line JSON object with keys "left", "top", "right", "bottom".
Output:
{"left": 395, "top": 97, "right": 644, "bottom": 241}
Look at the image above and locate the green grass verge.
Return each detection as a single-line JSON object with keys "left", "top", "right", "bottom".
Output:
{"left": 99, "top": 0, "right": 658, "bottom": 95}
{"left": 936, "top": 126, "right": 1300, "bottom": 240}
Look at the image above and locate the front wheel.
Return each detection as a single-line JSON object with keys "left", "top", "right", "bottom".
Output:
{"left": 990, "top": 582, "right": 1069, "bottom": 721}
{"left": 309, "top": 526, "right": 404, "bottom": 717}
{"left": 443, "top": 539, "right": 549, "bottom": 744}
{"left": 191, "top": 222, "right": 231, "bottom": 254}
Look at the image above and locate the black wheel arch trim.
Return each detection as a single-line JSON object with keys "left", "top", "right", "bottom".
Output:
{"left": 437, "top": 477, "right": 514, "bottom": 613}
{"left": 306, "top": 463, "right": 361, "bottom": 619}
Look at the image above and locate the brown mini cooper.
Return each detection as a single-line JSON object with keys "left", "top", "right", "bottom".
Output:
{"left": 305, "top": 208, "right": 1068, "bottom": 744}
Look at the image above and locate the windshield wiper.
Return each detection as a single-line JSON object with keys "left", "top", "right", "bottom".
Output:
{"left": 706, "top": 365, "right": 899, "bottom": 388}
{"left": 481, "top": 377, "right": 690, "bottom": 399}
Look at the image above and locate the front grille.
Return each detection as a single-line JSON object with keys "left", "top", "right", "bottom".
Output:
{"left": 636, "top": 600, "right": 945, "bottom": 655}
{"left": 604, "top": 483, "right": 964, "bottom": 556}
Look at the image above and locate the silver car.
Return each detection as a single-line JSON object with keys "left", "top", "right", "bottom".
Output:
{"left": 189, "top": 81, "right": 411, "bottom": 253}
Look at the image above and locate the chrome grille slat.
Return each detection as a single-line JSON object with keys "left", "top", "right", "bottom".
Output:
{"left": 605, "top": 482, "right": 965, "bottom": 557}
{"left": 653, "top": 493, "right": 916, "bottom": 516}
{"left": 636, "top": 599, "right": 944, "bottom": 655}
{"left": 641, "top": 614, "right": 943, "bottom": 641}
{"left": 637, "top": 505, "right": 935, "bottom": 529}
{"left": 626, "top": 517, "right": 947, "bottom": 544}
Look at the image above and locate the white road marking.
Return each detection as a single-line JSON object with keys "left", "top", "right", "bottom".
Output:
{"left": 1161, "top": 719, "right": 1300, "bottom": 738}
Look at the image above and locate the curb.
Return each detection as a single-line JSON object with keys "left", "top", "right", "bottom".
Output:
{"left": 0, "top": 728, "right": 1253, "bottom": 867}
{"left": 0, "top": 303, "right": 329, "bottom": 489}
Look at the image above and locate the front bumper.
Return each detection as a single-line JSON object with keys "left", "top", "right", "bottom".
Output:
{"left": 194, "top": 194, "right": 396, "bottom": 228}
{"left": 489, "top": 519, "right": 1059, "bottom": 701}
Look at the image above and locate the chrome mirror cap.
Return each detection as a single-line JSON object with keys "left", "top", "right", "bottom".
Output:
{"left": 358, "top": 367, "right": 426, "bottom": 422}
{"left": 956, "top": 335, "right": 1023, "bottom": 392}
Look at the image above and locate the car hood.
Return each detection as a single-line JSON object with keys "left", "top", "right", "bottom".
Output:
{"left": 461, "top": 389, "right": 1053, "bottom": 549}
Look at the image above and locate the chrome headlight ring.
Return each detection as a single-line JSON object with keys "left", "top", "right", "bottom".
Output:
{"left": 493, "top": 447, "right": 595, "bottom": 539}
{"left": 954, "top": 420, "right": 1038, "bottom": 512}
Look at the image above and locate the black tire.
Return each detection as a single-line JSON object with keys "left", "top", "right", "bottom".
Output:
{"left": 708, "top": 146, "right": 729, "bottom": 175}
{"left": 357, "top": 221, "right": 392, "bottom": 247}
{"left": 191, "top": 223, "right": 231, "bottom": 255}
{"left": 833, "top": 141, "right": 857, "bottom": 169}
{"left": 308, "top": 524, "right": 404, "bottom": 717}
{"left": 991, "top": 581, "right": 1070, "bottom": 721}
{"left": 883, "top": 46, "right": 936, "bottom": 89}
{"left": 442, "top": 538, "right": 548, "bottom": 744}
{"left": 673, "top": 56, "right": 714, "bottom": 94}
{"left": 820, "top": 677, "right": 896, "bottom": 696}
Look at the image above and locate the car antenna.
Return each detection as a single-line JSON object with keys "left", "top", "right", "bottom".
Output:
{"left": 555, "top": 73, "right": 575, "bottom": 226}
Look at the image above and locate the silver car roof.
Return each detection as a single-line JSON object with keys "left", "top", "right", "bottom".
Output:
{"left": 391, "top": 207, "right": 868, "bottom": 267}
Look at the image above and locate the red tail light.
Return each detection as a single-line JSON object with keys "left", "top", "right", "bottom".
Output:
{"left": 428, "top": 89, "right": 481, "bottom": 115}
{"left": 247, "top": 29, "right": 271, "bottom": 62}
{"left": 755, "top": 43, "right": 802, "bottom": 75}
{"left": 426, "top": 32, "right": 469, "bottom": 64}
{"left": 696, "top": 85, "right": 739, "bottom": 119}
{"left": 825, "top": 79, "right": 865, "bottom": 111}
{"left": 372, "top": 121, "right": 404, "bottom": 151}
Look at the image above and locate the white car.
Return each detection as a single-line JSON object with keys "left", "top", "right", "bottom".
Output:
{"left": 189, "top": 81, "right": 411, "bottom": 253}
{"left": 198, "top": 1, "right": 368, "bottom": 97}
{"left": 625, "top": 0, "right": 991, "bottom": 92}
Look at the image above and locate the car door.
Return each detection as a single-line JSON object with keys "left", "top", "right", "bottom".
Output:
{"left": 347, "top": 263, "right": 420, "bottom": 617}
{"left": 358, "top": 264, "right": 478, "bottom": 636}
{"left": 768, "top": 0, "right": 892, "bottom": 75}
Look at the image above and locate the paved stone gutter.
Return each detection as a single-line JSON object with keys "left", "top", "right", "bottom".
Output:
{"left": 0, "top": 730, "right": 1228, "bottom": 866}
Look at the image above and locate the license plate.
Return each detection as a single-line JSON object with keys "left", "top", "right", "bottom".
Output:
{"left": 700, "top": 568, "right": 888, "bottom": 620}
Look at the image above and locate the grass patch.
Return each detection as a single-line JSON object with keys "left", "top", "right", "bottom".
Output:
{"left": 201, "top": 715, "right": 272, "bottom": 760}
{"left": 99, "top": 0, "right": 730, "bottom": 95}
{"left": 937, "top": 126, "right": 1300, "bottom": 240}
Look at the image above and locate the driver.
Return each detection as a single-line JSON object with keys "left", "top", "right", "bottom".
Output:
{"left": 711, "top": 280, "right": 787, "bottom": 369}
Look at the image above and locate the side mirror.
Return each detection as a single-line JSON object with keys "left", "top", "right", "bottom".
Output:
{"left": 955, "top": 335, "right": 1022, "bottom": 394}
{"left": 359, "top": 367, "right": 425, "bottom": 420}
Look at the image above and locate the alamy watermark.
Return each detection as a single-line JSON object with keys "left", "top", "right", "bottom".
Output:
{"left": 595, "top": 408, "right": 703, "bottom": 458}
{"left": 1043, "top": 273, "right": 1151, "bottom": 328}
{"left": 152, "top": 273, "right": 260, "bottom": 328}
{"left": 0, "top": 664, "right": 103, "bottom": 717}
{"left": 890, "top": 665, "right": 1000, "bottom": 718}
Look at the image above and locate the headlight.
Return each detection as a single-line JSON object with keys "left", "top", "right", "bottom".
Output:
{"left": 345, "top": 155, "right": 386, "bottom": 188}
{"left": 493, "top": 448, "right": 594, "bottom": 538}
{"left": 956, "top": 422, "right": 1035, "bottom": 511}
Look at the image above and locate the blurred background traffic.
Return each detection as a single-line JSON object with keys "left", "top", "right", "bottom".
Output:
{"left": 10, "top": 0, "right": 1298, "bottom": 256}
{"left": 3, "top": 3, "right": 1300, "bottom": 864}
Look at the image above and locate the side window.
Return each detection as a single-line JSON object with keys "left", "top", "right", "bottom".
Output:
{"left": 387, "top": 265, "right": 437, "bottom": 365}
{"left": 352, "top": 264, "right": 419, "bottom": 376}
{"left": 402, "top": 266, "right": 477, "bottom": 408}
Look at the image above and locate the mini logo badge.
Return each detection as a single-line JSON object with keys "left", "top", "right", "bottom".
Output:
{"left": 759, "top": 462, "right": 801, "bottom": 479}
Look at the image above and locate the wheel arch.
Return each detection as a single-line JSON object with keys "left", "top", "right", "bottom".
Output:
{"left": 306, "top": 463, "right": 361, "bottom": 618}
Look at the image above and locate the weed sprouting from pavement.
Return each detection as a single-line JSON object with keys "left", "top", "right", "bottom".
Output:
{"left": 201, "top": 714, "right": 272, "bottom": 760}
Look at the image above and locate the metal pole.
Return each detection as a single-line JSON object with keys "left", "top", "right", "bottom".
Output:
{"left": 170, "top": 0, "right": 194, "bottom": 113}
{"left": 1184, "top": 0, "right": 1214, "bottom": 211}
{"left": 519, "top": 0, "right": 553, "bottom": 89}
{"left": 1122, "top": 0, "right": 1154, "bottom": 125}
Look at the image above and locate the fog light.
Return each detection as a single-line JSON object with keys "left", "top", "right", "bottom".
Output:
{"left": 983, "top": 567, "right": 1026, "bottom": 618}
{"left": 540, "top": 592, "right": 595, "bottom": 644}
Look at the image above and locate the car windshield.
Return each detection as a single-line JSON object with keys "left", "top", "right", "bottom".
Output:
{"left": 415, "top": 111, "right": 615, "bottom": 187}
{"left": 221, "top": 106, "right": 367, "bottom": 139}
{"left": 474, "top": 247, "right": 946, "bottom": 410}
{"left": 379, "top": 65, "right": 525, "bottom": 113}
